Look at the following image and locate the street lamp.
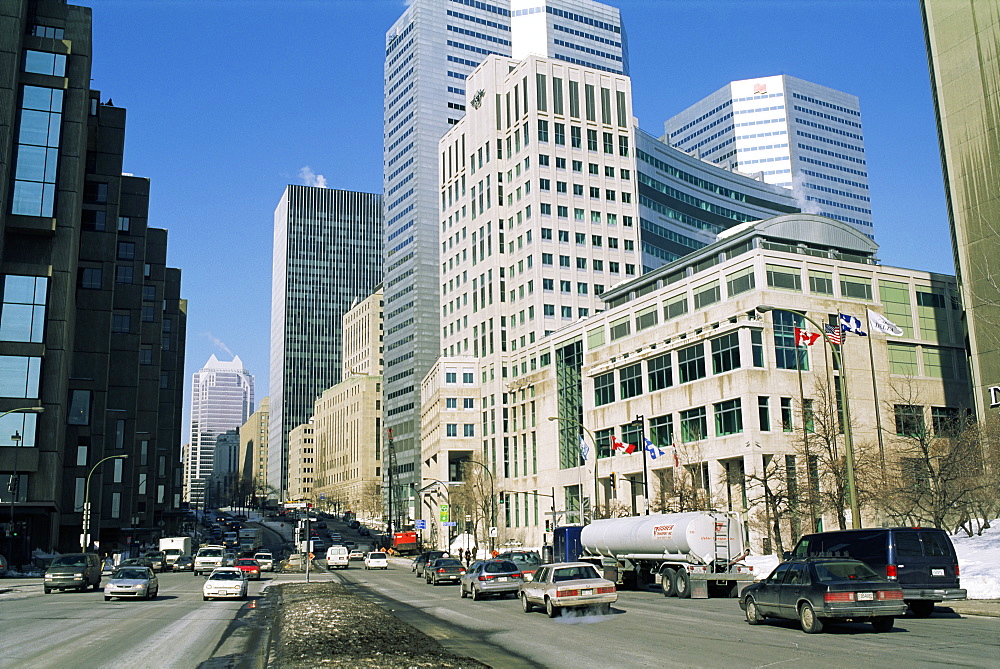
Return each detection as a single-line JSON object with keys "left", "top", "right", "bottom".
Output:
{"left": 756, "top": 304, "right": 861, "bottom": 529}
{"left": 3, "top": 407, "right": 44, "bottom": 561}
{"left": 81, "top": 454, "right": 128, "bottom": 552}
{"left": 460, "top": 458, "right": 496, "bottom": 553}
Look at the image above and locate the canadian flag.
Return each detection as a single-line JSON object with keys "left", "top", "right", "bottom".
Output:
{"left": 793, "top": 327, "right": 820, "bottom": 347}
{"left": 611, "top": 436, "right": 636, "bottom": 454}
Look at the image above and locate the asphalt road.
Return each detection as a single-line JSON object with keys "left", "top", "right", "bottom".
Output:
{"left": 0, "top": 570, "right": 280, "bottom": 668}
{"left": 337, "top": 559, "right": 1000, "bottom": 669}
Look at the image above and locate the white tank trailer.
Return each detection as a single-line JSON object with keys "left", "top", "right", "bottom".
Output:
{"left": 579, "top": 512, "right": 755, "bottom": 599}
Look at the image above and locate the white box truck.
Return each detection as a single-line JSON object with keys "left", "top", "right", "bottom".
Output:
{"left": 238, "top": 528, "right": 263, "bottom": 552}
{"left": 159, "top": 537, "right": 193, "bottom": 569}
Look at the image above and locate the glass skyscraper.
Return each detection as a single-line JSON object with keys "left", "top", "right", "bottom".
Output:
{"left": 381, "top": 0, "right": 626, "bottom": 526}
{"left": 269, "top": 186, "right": 382, "bottom": 497}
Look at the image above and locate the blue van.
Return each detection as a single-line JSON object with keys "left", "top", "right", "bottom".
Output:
{"left": 788, "top": 527, "right": 966, "bottom": 617}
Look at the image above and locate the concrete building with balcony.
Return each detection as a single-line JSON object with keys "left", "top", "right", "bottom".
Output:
{"left": 238, "top": 396, "right": 269, "bottom": 498}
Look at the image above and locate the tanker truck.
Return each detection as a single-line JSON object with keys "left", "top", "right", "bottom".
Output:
{"left": 575, "top": 512, "right": 754, "bottom": 599}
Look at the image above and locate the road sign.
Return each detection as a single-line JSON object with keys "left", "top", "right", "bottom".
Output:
{"left": 320, "top": 493, "right": 325, "bottom": 500}
{"left": 439, "top": 504, "right": 450, "bottom": 522}
{"left": 489, "top": 526, "right": 498, "bottom": 537}
{"left": 414, "top": 519, "right": 427, "bottom": 529}
{"left": 442, "top": 521, "right": 457, "bottom": 527}
{"left": 285, "top": 502, "right": 307, "bottom": 509}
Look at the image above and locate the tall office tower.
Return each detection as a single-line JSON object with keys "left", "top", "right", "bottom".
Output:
{"left": 187, "top": 355, "right": 254, "bottom": 508}
{"left": 511, "top": 0, "right": 627, "bottom": 74}
{"left": 269, "top": 186, "right": 381, "bottom": 498}
{"left": 664, "top": 75, "right": 873, "bottom": 239}
{"left": 1, "top": 0, "right": 186, "bottom": 561}
{"left": 922, "top": 0, "right": 1000, "bottom": 420}
{"left": 382, "top": 0, "right": 626, "bottom": 528}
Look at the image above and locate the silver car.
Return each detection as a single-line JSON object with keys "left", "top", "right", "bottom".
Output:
{"left": 104, "top": 567, "right": 159, "bottom": 601}
{"left": 460, "top": 559, "right": 524, "bottom": 600}
{"left": 518, "top": 562, "right": 617, "bottom": 617}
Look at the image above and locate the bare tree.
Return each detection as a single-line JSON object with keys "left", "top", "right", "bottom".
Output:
{"left": 744, "top": 454, "right": 794, "bottom": 555}
{"left": 450, "top": 461, "right": 500, "bottom": 551}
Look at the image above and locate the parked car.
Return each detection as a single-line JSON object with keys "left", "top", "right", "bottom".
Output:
{"left": 788, "top": 527, "right": 966, "bottom": 617}
{"left": 348, "top": 549, "right": 366, "bottom": 561}
{"left": 44, "top": 553, "right": 102, "bottom": 593}
{"left": 348, "top": 520, "right": 361, "bottom": 529}
{"left": 174, "top": 555, "right": 195, "bottom": 572}
{"left": 202, "top": 567, "right": 248, "bottom": 601}
{"left": 254, "top": 552, "right": 274, "bottom": 571}
{"left": 364, "top": 552, "right": 389, "bottom": 570}
{"left": 495, "top": 550, "right": 542, "bottom": 581}
{"left": 234, "top": 558, "right": 261, "bottom": 580}
{"left": 358, "top": 527, "right": 370, "bottom": 537}
{"left": 461, "top": 559, "right": 524, "bottom": 600}
{"left": 741, "top": 558, "right": 907, "bottom": 633}
{"left": 0, "top": 553, "right": 8, "bottom": 577}
{"left": 518, "top": 562, "right": 617, "bottom": 617}
{"left": 425, "top": 558, "right": 466, "bottom": 585}
{"left": 412, "top": 550, "right": 450, "bottom": 578}
{"left": 326, "top": 545, "right": 350, "bottom": 569}
{"left": 104, "top": 566, "right": 159, "bottom": 601}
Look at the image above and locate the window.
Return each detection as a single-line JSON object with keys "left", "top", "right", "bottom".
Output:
{"left": 117, "top": 216, "right": 131, "bottom": 233}
{"left": 142, "top": 285, "right": 156, "bottom": 301}
{"left": 648, "top": 353, "right": 672, "bottom": 391}
{"left": 561, "top": 305, "right": 572, "bottom": 318}
{"left": 576, "top": 258, "right": 587, "bottom": 269}
{"left": 693, "top": 281, "right": 720, "bottom": 309}
{"left": 115, "top": 265, "right": 134, "bottom": 284}
{"left": 0, "top": 275, "right": 47, "bottom": 343}
{"left": 538, "top": 119, "right": 549, "bottom": 142}
{"left": 619, "top": 135, "right": 630, "bottom": 156}
{"left": 894, "top": 404, "right": 924, "bottom": 437}
{"left": 79, "top": 267, "right": 102, "bottom": 290}
{"left": 554, "top": 123, "right": 565, "bottom": 145}
{"left": 139, "top": 348, "right": 152, "bottom": 365}
{"left": 542, "top": 253, "right": 553, "bottom": 265}
{"left": 680, "top": 407, "right": 707, "bottom": 443}
{"left": 463, "top": 372, "right": 474, "bottom": 383}
{"left": 711, "top": 332, "right": 741, "bottom": 374}
{"left": 841, "top": 275, "right": 873, "bottom": 300}
{"left": 111, "top": 311, "right": 131, "bottom": 333}
{"left": 24, "top": 50, "right": 66, "bottom": 76}
{"left": 82, "top": 210, "right": 106, "bottom": 231}
{"left": 464, "top": 424, "right": 475, "bottom": 437}
{"left": 0, "top": 355, "right": 41, "bottom": 398}
{"left": 445, "top": 398, "right": 457, "bottom": 409}
{"left": 594, "top": 372, "right": 615, "bottom": 406}
{"left": 446, "top": 372, "right": 457, "bottom": 383}
{"left": 463, "top": 398, "right": 475, "bottom": 409}
{"left": 539, "top": 178, "right": 550, "bottom": 191}
{"left": 751, "top": 329, "right": 764, "bottom": 367}
{"left": 664, "top": 295, "right": 688, "bottom": 320}
{"left": 780, "top": 397, "right": 793, "bottom": 432}
{"left": 932, "top": 406, "right": 961, "bottom": 436}
{"left": 67, "top": 390, "right": 92, "bottom": 426}
{"left": 447, "top": 424, "right": 458, "bottom": 437}
{"left": 117, "top": 242, "right": 136, "bottom": 261}
{"left": 726, "top": 266, "right": 755, "bottom": 296}
{"left": 714, "top": 399, "right": 743, "bottom": 436}
{"left": 619, "top": 363, "right": 643, "bottom": 399}
{"left": 543, "top": 278, "right": 554, "bottom": 290}
{"left": 571, "top": 126, "right": 581, "bottom": 148}
{"left": 888, "top": 343, "right": 918, "bottom": 375}
{"left": 610, "top": 316, "right": 630, "bottom": 341}
{"left": 636, "top": 306, "right": 657, "bottom": 331}
{"left": 758, "top": 397, "right": 770, "bottom": 431}
{"left": 555, "top": 157, "right": 566, "bottom": 169}
{"left": 809, "top": 270, "right": 834, "bottom": 295}
{"left": 772, "top": 310, "right": 809, "bottom": 370}
{"left": 11, "top": 86, "right": 63, "bottom": 217}
{"left": 677, "top": 343, "right": 706, "bottom": 383}
{"left": 559, "top": 256, "right": 570, "bottom": 268}
{"left": 587, "top": 129, "right": 598, "bottom": 151}
{"left": 766, "top": 264, "right": 802, "bottom": 291}
{"left": 649, "top": 415, "right": 672, "bottom": 450}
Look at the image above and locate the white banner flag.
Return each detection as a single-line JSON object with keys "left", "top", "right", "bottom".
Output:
{"left": 867, "top": 309, "right": 904, "bottom": 336}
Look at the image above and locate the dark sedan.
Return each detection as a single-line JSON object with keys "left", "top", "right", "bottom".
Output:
{"left": 411, "top": 550, "right": 449, "bottom": 578}
{"left": 425, "top": 558, "right": 466, "bottom": 585}
{"left": 740, "top": 558, "right": 907, "bottom": 633}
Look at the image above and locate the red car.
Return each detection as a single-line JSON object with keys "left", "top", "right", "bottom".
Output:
{"left": 234, "top": 558, "right": 261, "bottom": 580}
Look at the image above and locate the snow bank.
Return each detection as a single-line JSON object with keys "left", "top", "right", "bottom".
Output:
{"left": 742, "top": 521, "right": 1000, "bottom": 600}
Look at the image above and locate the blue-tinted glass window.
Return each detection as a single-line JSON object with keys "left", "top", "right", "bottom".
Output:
{"left": 24, "top": 50, "right": 67, "bottom": 76}
{"left": 0, "top": 355, "right": 42, "bottom": 398}
{"left": 0, "top": 275, "right": 47, "bottom": 343}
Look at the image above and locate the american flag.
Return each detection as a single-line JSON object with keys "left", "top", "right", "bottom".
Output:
{"left": 824, "top": 323, "right": 843, "bottom": 345}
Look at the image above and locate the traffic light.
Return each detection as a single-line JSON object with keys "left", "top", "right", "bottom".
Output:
{"left": 609, "top": 474, "right": 617, "bottom": 494}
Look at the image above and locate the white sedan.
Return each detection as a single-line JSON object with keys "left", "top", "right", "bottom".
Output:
{"left": 203, "top": 567, "right": 248, "bottom": 601}
{"left": 364, "top": 552, "right": 389, "bottom": 570}
{"left": 518, "top": 562, "right": 617, "bottom": 617}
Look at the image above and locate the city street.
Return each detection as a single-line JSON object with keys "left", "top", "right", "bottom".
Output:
{"left": 338, "top": 560, "right": 1000, "bottom": 668}
{"left": 0, "top": 569, "right": 315, "bottom": 668}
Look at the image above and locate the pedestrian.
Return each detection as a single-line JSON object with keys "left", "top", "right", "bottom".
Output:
{"left": 464, "top": 548, "right": 471, "bottom": 566}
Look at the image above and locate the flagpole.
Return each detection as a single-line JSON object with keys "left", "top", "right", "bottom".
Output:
{"left": 793, "top": 331, "right": 812, "bottom": 535}
{"left": 632, "top": 415, "right": 650, "bottom": 515}
{"left": 836, "top": 324, "right": 862, "bottom": 529}
{"left": 866, "top": 326, "right": 886, "bottom": 472}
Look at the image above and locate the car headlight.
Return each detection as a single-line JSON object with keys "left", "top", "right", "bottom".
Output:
{"left": 134, "top": 584, "right": 146, "bottom": 589}
{"left": 74, "top": 573, "right": 84, "bottom": 578}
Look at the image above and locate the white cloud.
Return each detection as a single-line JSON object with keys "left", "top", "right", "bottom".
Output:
{"left": 298, "top": 166, "right": 328, "bottom": 189}
{"left": 202, "top": 332, "right": 233, "bottom": 356}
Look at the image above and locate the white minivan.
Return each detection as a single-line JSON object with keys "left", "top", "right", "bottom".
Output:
{"left": 326, "top": 545, "right": 349, "bottom": 569}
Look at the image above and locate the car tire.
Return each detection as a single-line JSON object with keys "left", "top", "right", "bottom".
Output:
{"left": 871, "top": 616, "right": 894, "bottom": 633}
{"left": 520, "top": 591, "right": 533, "bottom": 613}
{"left": 44, "top": 587, "right": 51, "bottom": 594}
{"left": 908, "top": 601, "right": 935, "bottom": 618}
{"left": 660, "top": 569, "right": 677, "bottom": 597}
{"left": 599, "top": 603, "right": 611, "bottom": 615}
{"left": 460, "top": 584, "right": 468, "bottom": 598}
{"left": 471, "top": 586, "right": 480, "bottom": 601}
{"left": 105, "top": 596, "right": 112, "bottom": 601}
{"left": 799, "top": 602, "right": 824, "bottom": 634}
{"left": 203, "top": 596, "right": 209, "bottom": 601}
{"left": 672, "top": 569, "right": 691, "bottom": 599}
{"left": 545, "top": 597, "right": 559, "bottom": 618}
{"left": 744, "top": 597, "right": 762, "bottom": 625}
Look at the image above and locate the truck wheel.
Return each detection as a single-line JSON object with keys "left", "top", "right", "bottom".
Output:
{"left": 799, "top": 602, "right": 824, "bottom": 634}
{"left": 871, "top": 616, "right": 894, "bottom": 633}
{"left": 660, "top": 569, "right": 677, "bottom": 597}
{"left": 672, "top": 570, "right": 691, "bottom": 599}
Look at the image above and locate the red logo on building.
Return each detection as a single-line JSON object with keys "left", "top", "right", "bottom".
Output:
{"left": 753, "top": 83, "right": 767, "bottom": 95}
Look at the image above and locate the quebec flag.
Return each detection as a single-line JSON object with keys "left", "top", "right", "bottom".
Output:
{"left": 644, "top": 438, "right": 663, "bottom": 459}
{"left": 839, "top": 313, "right": 867, "bottom": 336}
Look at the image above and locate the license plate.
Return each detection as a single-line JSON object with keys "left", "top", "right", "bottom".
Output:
{"left": 581, "top": 589, "right": 593, "bottom": 596}
{"left": 857, "top": 592, "right": 874, "bottom": 601}
{"left": 932, "top": 569, "right": 945, "bottom": 576}
{"left": 497, "top": 577, "right": 508, "bottom": 582}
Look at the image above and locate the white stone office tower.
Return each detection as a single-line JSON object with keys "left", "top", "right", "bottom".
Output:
{"left": 382, "top": 0, "right": 626, "bottom": 529}
{"left": 186, "top": 355, "right": 254, "bottom": 508}
{"left": 511, "top": 0, "right": 627, "bottom": 74}
{"left": 269, "top": 186, "right": 382, "bottom": 499}
{"left": 664, "top": 75, "right": 873, "bottom": 238}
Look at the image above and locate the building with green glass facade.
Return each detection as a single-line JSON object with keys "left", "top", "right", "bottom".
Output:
{"left": 922, "top": 0, "right": 1000, "bottom": 419}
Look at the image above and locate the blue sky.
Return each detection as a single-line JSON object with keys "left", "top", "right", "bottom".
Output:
{"left": 87, "top": 0, "right": 948, "bottom": 440}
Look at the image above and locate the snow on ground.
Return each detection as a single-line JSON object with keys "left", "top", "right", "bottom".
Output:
{"left": 742, "top": 520, "right": 1000, "bottom": 600}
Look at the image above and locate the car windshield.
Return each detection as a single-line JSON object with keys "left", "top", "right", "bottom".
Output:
{"left": 210, "top": 571, "right": 242, "bottom": 580}
{"left": 484, "top": 560, "right": 519, "bottom": 574}
{"left": 813, "top": 560, "right": 880, "bottom": 582}
{"left": 553, "top": 565, "right": 600, "bottom": 582}
{"left": 114, "top": 569, "right": 148, "bottom": 580}
{"left": 255, "top": 554, "right": 271, "bottom": 560}
{"left": 199, "top": 549, "right": 223, "bottom": 557}
{"left": 435, "top": 559, "right": 463, "bottom": 567}
{"left": 51, "top": 556, "right": 88, "bottom": 567}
